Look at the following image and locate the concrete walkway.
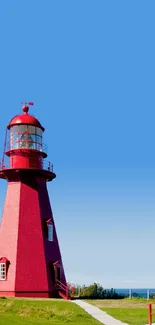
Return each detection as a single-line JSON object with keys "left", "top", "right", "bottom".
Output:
{"left": 73, "top": 299, "right": 129, "bottom": 325}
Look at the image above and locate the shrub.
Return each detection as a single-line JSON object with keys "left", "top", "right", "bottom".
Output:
{"left": 73, "top": 283, "right": 124, "bottom": 299}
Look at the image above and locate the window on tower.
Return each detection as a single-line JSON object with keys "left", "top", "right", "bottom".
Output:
{"left": 0, "top": 263, "right": 6, "bottom": 280}
{"left": 0, "top": 257, "right": 10, "bottom": 280}
{"left": 47, "top": 223, "right": 53, "bottom": 242}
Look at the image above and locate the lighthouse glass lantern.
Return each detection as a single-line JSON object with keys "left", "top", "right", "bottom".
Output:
{"left": 0, "top": 103, "right": 67, "bottom": 298}
{"left": 9, "top": 125, "right": 42, "bottom": 150}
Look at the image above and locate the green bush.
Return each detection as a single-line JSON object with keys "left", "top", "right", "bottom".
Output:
{"left": 73, "top": 283, "right": 124, "bottom": 299}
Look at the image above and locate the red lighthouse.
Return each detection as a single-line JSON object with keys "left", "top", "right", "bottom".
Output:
{"left": 0, "top": 103, "right": 68, "bottom": 298}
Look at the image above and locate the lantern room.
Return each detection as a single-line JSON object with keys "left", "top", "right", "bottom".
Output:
{"left": 2, "top": 104, "right": 49, "bottom": 171}
{"left": 8, "top": 124, "right": 44, "bottom": 151}
{"left": 6, "top": 104, "right": 46, "bottom": 155}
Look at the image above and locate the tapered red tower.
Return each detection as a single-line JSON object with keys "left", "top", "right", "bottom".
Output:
{"left": 0, "top": 103, "right": 67, "bottom": 298}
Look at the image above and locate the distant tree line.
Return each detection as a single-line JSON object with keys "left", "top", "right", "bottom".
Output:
{"left": 71, "top": 283, "right": 124, "bottom": 299}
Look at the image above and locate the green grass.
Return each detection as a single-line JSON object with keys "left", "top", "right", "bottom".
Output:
{"left": 102, "top": 308, "right": 149, "bottom": 325}
{"left": 87, "top": 297, "right": 155, "bottom": 308}
{"left": 0, "top": 298, "right": 101, "bottom": 325}
{"left": 87, "top": 298, "right": 155, "bottom": 325}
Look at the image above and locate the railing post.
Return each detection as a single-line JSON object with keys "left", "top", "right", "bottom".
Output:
{"left": 148, "top": 303, "right": 152, "bottom": 325}
{"left": 147, "top": 289, "right": 150, "bottom": 300}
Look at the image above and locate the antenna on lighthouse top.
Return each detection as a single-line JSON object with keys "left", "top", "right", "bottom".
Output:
{"left": 21, "top": 102, "right": 34, "bottom": 113}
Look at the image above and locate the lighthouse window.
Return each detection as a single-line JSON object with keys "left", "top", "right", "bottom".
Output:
{"left": 35, "top": 135, "right": 42, "bottom": 144}
{"left": 36, "top": 127, "right": 42, "bottom": 136}
{"left": 10, "top": 133, "right": 19, "bottom": 149}
{"left": 10, "top": 125, "right": 18, "bottom": 134}
{"left": 10, "top": 133, "right": 18, "bottom": 141}
{"left": 19, "top": 125, "right": 27, "bottom": 133}
{"left": 48, "top": 224, "right": 53, "bottom": 242}
{"left": 28, "top": 125, "right": 35, "bottom": 134}
{"left": 0, "top": 263, "right": 6, "bottom": 280}
{"left": 19, "top": 133, "right": 33, "bottom": 149}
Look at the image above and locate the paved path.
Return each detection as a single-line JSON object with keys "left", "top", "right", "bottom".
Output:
{"left": 73, "top": 299, "right": 129, "bottom": 325}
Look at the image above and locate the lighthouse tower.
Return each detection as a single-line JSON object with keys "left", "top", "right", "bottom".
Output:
{"left": 0, "top": 103, "right": 67, "bottom": 298}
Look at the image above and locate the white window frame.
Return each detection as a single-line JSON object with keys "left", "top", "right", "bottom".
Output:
{"left": 48, "top": 223, "right": 53, "bottom": 242}
{"left": 0, "top": 263, "right": 6, "bottom": 281}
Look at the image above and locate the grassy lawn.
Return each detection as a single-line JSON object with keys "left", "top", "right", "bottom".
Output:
{"left": 101, "top": 308, "right": 149, "bottom": 325}
{"left": 0, "top": 298, "right": 101, "bottom": 325}
{"left": 87, "top": 298, "right": 155, "bottom": 325}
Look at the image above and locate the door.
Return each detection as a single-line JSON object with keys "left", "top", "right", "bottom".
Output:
{"left": 49, "top": 262, "right": 56, "bottom": 285}
{"left": 55, "top": 266, "right": 61, "bottom": 281}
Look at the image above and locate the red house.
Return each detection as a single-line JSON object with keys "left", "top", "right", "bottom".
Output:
{"left": 0, "top": 103, "right": 69, "bottom": 298}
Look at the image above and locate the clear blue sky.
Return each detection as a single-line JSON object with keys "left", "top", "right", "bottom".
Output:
{"left": 0, "top": 0, "right": 155, "bottom": 288}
